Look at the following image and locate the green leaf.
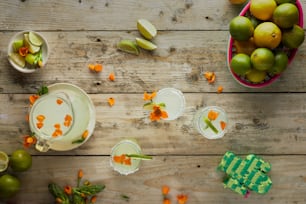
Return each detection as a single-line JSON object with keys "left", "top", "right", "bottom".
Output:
{"left": 37, "top": 85, "right": 48, "bottom": 96}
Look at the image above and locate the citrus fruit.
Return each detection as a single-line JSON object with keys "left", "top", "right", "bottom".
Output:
{"left": 24, "top": 34, "right": 40, "bottom": 54}
{"left": 229, "top": 16, "right": 254, "bottom": 41}
{"left": 253, "top": 22, "right": 282, "bottom": 49}
{"left": 117, "top": 39, "right": 140, "bottom": 55}
{"left": 9, "top": 149, "right": 32, "bottom": 172}
{"left": 9, "top": 53, "right": 26, "bottom": 67}
{"left": 282, "top": 24, "right": 305, "bottom": 49}
{"left": 268, "top": 51, "right": 288, "bottom": 74}
{"left": 12, "top": 39, "right": 24, "bottom": 52}
{"left": 137, "top": 19, "right": 157, "bottom": 40}
{"left": 135, "top": 38, "right": 157, "bottom": 51}
{"left": 29, "top": 32, "right": 43, "bottom": 46}
{"left": 246, "top": 69, "right": 267, "bottom": 83}
{"left": 0, "top": 174, "right": 21, "bottom": 199}
{"left": 230, "top": 53, "right": 252, "bottom": 75}
{"left": 275, "top": 0, "right": 296, "bottom": 4}
{"left": 229, "top": 0, "right": 247, "bottom": 4}
{"left": 234, "top": 38, "right": 257, "bottom": 55}
{"left": 250, "top": 0, "right": 277, "bottom": 20}
{"left": 273, "top": 3, "right": 299, "bottom": 29}
{"left": 0, "top": 151, "right": 9, "bottom": 172}
{"left": 251, "top": 48, "right": 275, "bottom": 71}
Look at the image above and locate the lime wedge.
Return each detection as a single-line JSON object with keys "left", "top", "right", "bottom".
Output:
{"left": 29, "top": 32, "right": 43, "bottom": 46}
{"left": 0, "top": 151, "right": 9, "bottom": 172}
{"left": 25, "top": 53, "right": 37, "bottom": 65}
{"left": 126, "top": 154, "right": 153, "bottom": 160}
{"left": 204, "top": 117, "right": 218, "bottom": 134}
{"left": 24, "top": 34, "right": 40, "bottom": 54}
{"left": 136, "top": 38, "right": 157, "bottom": 51}
{"left": 117, "top": 39, "right": 140, "bottom": 55}
{"left": 137, "top": 19, "right": 157, "bottom": 40}
{"left": 13, "top": 39, "right": 24, "bottom": 52}
{"left": 9, "top": 53, "right": 26, "bottom": 67}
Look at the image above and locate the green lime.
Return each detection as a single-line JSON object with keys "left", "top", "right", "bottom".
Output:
{"left": 135, "top": 38, "right": 157, "bottom": 51}
{"left": 9, "top": 53, "right": 26, "bottom": 68}
{"left": 137, "top": 19, "right": 157, "bottom": 40}
{"left": 268, "top": 51, "right": 288, "bottom": 74}
{"left": 273, "top": 3, "right": 299, "bottom": 29}
{"left": 204, "top": 118, "right": 218, "bottom": 134}
{"left": 143, "top": 102, "right": 165, "bottom": 110}
{"left": 251, "top": 48, "right": 275, "bottom": 71}
{"left": 282, "top": 24, "right": 305, "bottom": 49}
{"left": 9, "top": 149, "right": 32, "bottom": 172}
{"left": 230, "top": 53, "right": 252, "bottom": 76}
{"left": 0, "top": 151, "right": 9, "bottom": 172}
{"left": 29, "top": 31, "right": 43, "bottom": 46}
{"left": 25, "top": 53, "right": 37, "bottom": 65}
{"left": 24, "top": 34, "right": 40, "bottom": 54}
{"left": 126, "top": 154, "right": 153, "bottom": 160}
{"left": 229, "top": 16, "right": 254, "bottom": 41}
{"left": 0, "top": 174, "right": 21, "bottom": 199}
{"left": 117, "top": 39, "right": 140, "bottom": 55}
{"left": 246, "top": 69, "right": 267, "bottom": 83}
{"left": 12, "top": 39, "right": 24, "bottom": 52}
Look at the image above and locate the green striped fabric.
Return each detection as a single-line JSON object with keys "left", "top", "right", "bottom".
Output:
{"left": 217, "top": 151, "right": 272, "bottom": 196}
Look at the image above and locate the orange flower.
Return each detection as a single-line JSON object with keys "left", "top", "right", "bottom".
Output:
{"left": 220, "top": 121, "right": 227, "bottom": 130}
{"left": 56, "top": 99, "right": 63, "bottom": 105}
{"left": 177, "top": 194, "right": 188, "bottom": 204}
{"left": 207, "top": 110, "right": 219, "bottom": 121}
{"left": 217, "top": 86, "right": 223, "bottom": 93}
{"left": 163, "top": 198, "right": 171, "bottom": 204}
{"left": 23, "top": 135, "right": 37, "bottom": 148}
{"left": 36, "top": 115, "right": 45, "bottom": 122}
{"left": 108, "top": 97, "right": 115, "bottom": 106}
{"left": 78, "top": 169, "right": 83, "bottom": 179}
{"left": 88, "top": 64, "right": 103, "bottom": 73}
{"left": 204, "top": 71, "right": 216, "bottom": 84}
{"left": 150, "top": 105, "right": 168, "bottom": 121}
{"left": 29, "top": 94, "right": 39, "bottom": 105}
{"left": 19, "top": 47, "right": 29, "bottom": 57}
{"left": 109, "top": 72, "right": 115, "bottom": 81}
{"left": 36, "top": 122, "right": 43, "bottom": 129}
{"left": 64, "top": 185, "right": 72, "bottom": 195}
{"left": 143, "top": 91, "right": 157, "bottom": 101}
{"left": 90, "top": 195, "right": 97, "bottom": 203}
{"left": 162, "top": 185, "right": 170, "bottom": 195}
{"left": 113, "top": 154, "right": 131, "bottom": 165}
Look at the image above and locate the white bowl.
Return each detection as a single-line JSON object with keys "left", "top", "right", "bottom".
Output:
{"left": 7, "top": 30, "right": 49, "bottom": 73}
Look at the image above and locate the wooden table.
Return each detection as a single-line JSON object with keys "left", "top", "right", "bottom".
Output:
{"left": 1, "top": 0, "right": 306, "bottom": 203}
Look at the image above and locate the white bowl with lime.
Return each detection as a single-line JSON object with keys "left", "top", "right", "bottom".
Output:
{"left": 7, "top": 30, "right": 49, "bottom": 73}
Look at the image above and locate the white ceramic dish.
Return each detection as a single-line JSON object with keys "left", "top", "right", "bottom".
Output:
{"left": 29, "top": 83, "right": 96, "bottom": 151}
{"left": 7, "top": 30, "right": 49, "bottom": 73}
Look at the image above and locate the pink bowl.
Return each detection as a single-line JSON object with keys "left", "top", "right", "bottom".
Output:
{"left": 227, "top": 0, "right": 304, "bottom": 88}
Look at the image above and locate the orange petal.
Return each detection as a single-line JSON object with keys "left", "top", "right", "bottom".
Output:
{"left": 29, "top": 94, "right": 39, "bottom": 105}
{"left": 108, "top": 97, "right": 115, "bottom": 106}
{"left": 207, "top": 110, "right": 219, "bottom": 121}
{"left": 88, "top": 64, "right": 95, "bottom": 71}
{"left": 54, "top": 123, "right": 61, "bottom": 129}
{"left": 220, "top": 121, "right": 227, "bottom": 130}
{"left": 82, "top": 130, "right": 89, "bottom": 139}
{"left": 36, "top": 114, "right": 45, "bottom": 122}
{"left": 56, "top": 99, "right": 63, "bottom": 105}
{"left": 94, "top": 64, "right": 103, "bottom": 72}
{"left": 177, "top": 194, "right": 188, "bottom": 204}
{"left": 162, "top": 185, "right": 170, "bottom": 195}
{"left": 217, "top": 86, "right": 223, "bottom": 93}
{"left": 65, "top": 114, "right": 72, "bottom": 121}
{"left": 109, "top": 72, "right": 115, "bottom": 81}
{"left": 204, "top": 71, "right": 216, "bottom": 83}
{"left": 163, "top": 199, "right": 171, "bottom": 204}
{"left": 36, "top": 122, "right": 43, "bottom": 129}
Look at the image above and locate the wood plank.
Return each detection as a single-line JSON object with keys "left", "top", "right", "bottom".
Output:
{"left": 6, "top": 155, "right": 306, "bottom": 203}
{"left": 1, "top": 31, "right": 306, "bottom": 93}
{"left": 1, "top": 93, "right": 305, "bottom": 155}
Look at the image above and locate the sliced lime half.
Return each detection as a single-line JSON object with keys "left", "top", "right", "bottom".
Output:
{"left": 13, "top": 39, "right": 24, "bottom": 52}
{"left": 117, "top": 39, "right": 140, "bottom": 55}
{"left": 136, "top": 38, "right": 157, "bottom": 51}
{"left": 126, "top": 154, "right": 153, "bottom": 160}
{"left": 9, "top": 53, "right": 26, "bottom": 67}
{"left": 29, "top": 32, "right": 43, "bottom": 47}
{"left": 0, "top": 151, "right": 9, "bottom": 172}
{"left": 24, "top": 34, "right": 40, "bottom": 54}
{"left": 137, "top": 19, "right": 157, "bottom": 40}
{"left": 204, "top": 117, "right": 218, "bottom": 134}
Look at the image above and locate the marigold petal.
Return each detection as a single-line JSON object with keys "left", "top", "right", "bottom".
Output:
{"left": 94, "top": 64, "right": 103, "bottom": 72}
{"left": 177, "top": 194, "right": 188, "bottom": 204}
{"left": 163, "top": 199, "right": 171, "bottom": 204}
{"left": 207, "top": 110, "right": 219, "bottom": 121}
{"left": 82, "top": 130, "right": 89, "bottom": 139}
{"left": 162, "top": 185, "right": 170, "bottom": 195}
{"left": 217, "top": 86, "right": 223, "bottom": 93}
{"left": 108, "top": 97, "right": 115, "bottom": 106}
{"left": 220, "top": 121, "right": 227, "bottom": 130}
{"left": 88, "top": 64, "right": 95, "bottom": 71}
{"left": 56, "top": 99, "right": 63, "bottom": 105}
{"left": 109, "top": 72, "right": 115, "bottom": 81}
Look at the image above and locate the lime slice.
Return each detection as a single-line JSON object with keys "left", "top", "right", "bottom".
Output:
{"left": 135, "top": 38, "right": 157, "bottom": 51}
{"left": 9, "top": 53, "right": 26, "bottom": 67}
{"left": 0, "top": 151, "right": 9, "bottom": 172}
{"left": 126, "top": 154, "right": 153, "bottom": 160}
{"left": 204, "top": 117, "right": 218, "bottom": 134}
{"left": 28, "top": 32, "right": 43, "bottom": 47}
{"left": 117, "top": 39, "right": 140, "bottom": 55}
{"left": 143, "top": 102, "right": 166, "bottom": 110}
{"left": 13, "top": 39, "right": 24, "bottom": 52}
{"left": 137, "top": 19, "right": 157, "bottom": 40}
{"left": 25, "top": 53, "right": 37, "bottom": 65}
{"left": 24, "top": 34, "right": 40, "bottom": 54}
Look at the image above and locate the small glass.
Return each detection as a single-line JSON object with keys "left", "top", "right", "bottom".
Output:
{"left": 153, "top": 88, "right": 185, "bottom": 120}
{"left": 110, "top": 139, "right": 142, "bottom": 175}
{"left": 193, "top": 106, "right": 228, "bottom": 139}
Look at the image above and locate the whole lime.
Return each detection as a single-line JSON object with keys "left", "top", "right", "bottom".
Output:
{"left": 0, "top": 174, "right": 21, "bottom": 199}
{"left": 282, "top": 24, "right": 305, "bottom": 49}
{"left": 246, "top": 69, "right": 267, "bottom": 83}
{"left": 268, "top": 51, "right": 289, "bottom": 74}
{"left": 9, "top": 149, "right": 32, "bottom": 172}
{"left": 230, "top": 53, "right": 252, "bottom": 76}
{"left": 251, "top": 48, "right": 275, "bottom": 71}
{"left": 273, "top": 3, "right": 299, "bottom": 29}
{"left": 229, "top": 16, "right": 254, "bottom": 41}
